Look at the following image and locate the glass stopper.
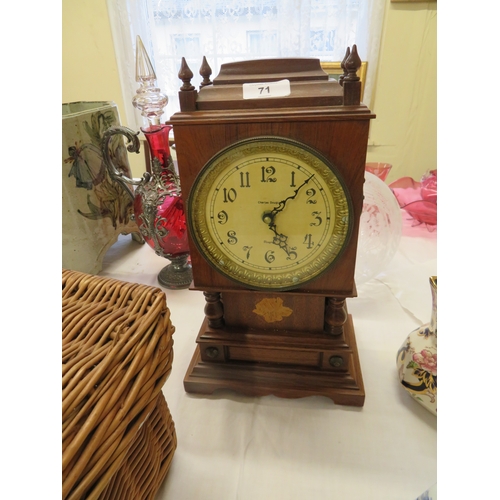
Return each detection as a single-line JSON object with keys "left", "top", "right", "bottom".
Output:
{"left": 132, "top": 36, "right": 168, "bottom": 128}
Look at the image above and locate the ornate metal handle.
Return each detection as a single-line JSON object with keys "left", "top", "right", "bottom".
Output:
{"left": 101, "top": 126, "right": 150, "bottom": 198}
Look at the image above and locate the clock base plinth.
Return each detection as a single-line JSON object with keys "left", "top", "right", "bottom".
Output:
{"left": 184, "top": 315, "right": 365, "bottom": 406}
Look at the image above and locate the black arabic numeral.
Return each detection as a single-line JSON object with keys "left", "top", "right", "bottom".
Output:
{"left": 243, "top": 246, "right": 252, "bottom": 260}
{"left": 310, "top": 211, "right": 322, "bottom": 226}
{"left": 217, "top": 210, "right": 228, "bottom": 225}
{"left": 306, "top": 188, "right": 317, "bottom": 204}
{"left": 227, "top": 230, "right": 238, "bottom": 245}
{"left": 303, "top": 234, "right": 314, "bottom": 249}
{"left": 223, "top": 188, "right": 237, "bottom": 203}
{"left": 264, "top": 250, "right": 275, "bottom": 263}
{"left": 239, "top": 171, "right": 250, "bottom": 188}
{"left": 261, "top": 166, "right": 276, "bottom": 182}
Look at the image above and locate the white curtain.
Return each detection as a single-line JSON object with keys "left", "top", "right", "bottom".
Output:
{"left": 107, "top": 0, "right": 386, "bottom": 130}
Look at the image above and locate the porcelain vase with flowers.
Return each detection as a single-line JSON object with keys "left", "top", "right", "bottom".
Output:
{"left": 396, "top": 276, "right": 437, "bottom": 415}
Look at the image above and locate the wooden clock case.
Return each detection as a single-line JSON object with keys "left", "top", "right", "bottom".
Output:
{"left": 168, "top": 48, "right": 375, "bottom": 406}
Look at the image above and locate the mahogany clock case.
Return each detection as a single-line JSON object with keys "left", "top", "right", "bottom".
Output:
{"left": 172, "top": 117, "right": 371, "bottom": 297}
{"left": 168, "top": 56, "right": 374, "bottom": 405}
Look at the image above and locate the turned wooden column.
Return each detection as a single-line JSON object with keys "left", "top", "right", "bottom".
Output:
{"left": 203, "top": 292, "right": 224, "bottom": 329}
{"left": 324, "top": 297, "right": 347, "bottom": 336}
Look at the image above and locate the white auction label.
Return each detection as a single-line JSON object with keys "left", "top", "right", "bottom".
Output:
{"left": 242, "top": 79, "right": 291, "bottom": 99}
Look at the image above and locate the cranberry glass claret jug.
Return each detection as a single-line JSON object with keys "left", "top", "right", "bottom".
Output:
{"left": 101, "top": 36, "right": 192, "bottom": 289}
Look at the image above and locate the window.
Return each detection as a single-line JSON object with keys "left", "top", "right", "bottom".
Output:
{"left": 247, "top": 30, "right": 278, "bottom": 56}
{"left": 172, "top": 34, "right": 201, "bottom": 58}
{"left": 108, "top": 0, "right": 386, "bottom": 129}
{"left": 309, "top": 30, "right": 335, "bottom": 55}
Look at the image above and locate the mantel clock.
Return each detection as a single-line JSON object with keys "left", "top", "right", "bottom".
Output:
{"left": 168, "top": 46, "right": 374, "bottom": 406}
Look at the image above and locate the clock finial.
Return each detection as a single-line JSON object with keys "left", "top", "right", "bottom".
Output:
{"left": 339, "top": 47, "right": 350, "bottom": 87}
{"left": 178, "top": 57, "right": 198, "bottom": 111}
{"left": 199, "top": 56, "right": 213, "bottom": 88}
{"left": 342, "top": 45, "right": 362, "bottom": 106}
{"left": 344, "top": 44, "right": 362, "bottom": 82}
{"left": 178, "top": 57, "right": 195, "bottom": 91}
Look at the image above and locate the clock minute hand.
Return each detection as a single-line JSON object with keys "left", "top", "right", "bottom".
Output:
{"left": 261, "top": 173, "right": 314, "bottom": 228}
{"left": 270, "top": 174, "right": 315, "bottom": 217}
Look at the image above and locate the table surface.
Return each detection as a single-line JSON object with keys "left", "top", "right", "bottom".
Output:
{"left": 100, "top": 226, "right": 437, "bottom": 500}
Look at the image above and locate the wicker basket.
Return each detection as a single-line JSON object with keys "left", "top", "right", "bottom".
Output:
{"left": 62, "top": 269, "right": 177, "bottom": 500}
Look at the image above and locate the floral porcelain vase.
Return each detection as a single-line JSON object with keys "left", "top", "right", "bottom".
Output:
{"left": 62, "top": 101, "right": 140, "bottom": 274}
{"left": 396, "top": 276, "right": 437, "bottom": 415}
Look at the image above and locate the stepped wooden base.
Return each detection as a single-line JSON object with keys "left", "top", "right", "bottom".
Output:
{"left": 184, "top": 315, "right": 365, "bottom": 406}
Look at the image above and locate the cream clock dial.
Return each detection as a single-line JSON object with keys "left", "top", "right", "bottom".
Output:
{"left": 188, "top": 136, "right": 353, "bottom": 290}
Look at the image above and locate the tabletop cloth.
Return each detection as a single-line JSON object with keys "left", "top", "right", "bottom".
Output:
{"left": 100, "top": 225, "right": 437, "bottom": 500}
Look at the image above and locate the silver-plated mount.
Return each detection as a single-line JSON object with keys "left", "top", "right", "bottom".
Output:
{"left": 101, "top": 126, "right": 145, "bottom": 195}
{"left": 135, "top": 156, "right": 183, "bottom": 259}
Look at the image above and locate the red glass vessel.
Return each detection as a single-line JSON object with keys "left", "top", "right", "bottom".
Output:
{"left": 133, "top": 124, "right": 192, "bottom": 288}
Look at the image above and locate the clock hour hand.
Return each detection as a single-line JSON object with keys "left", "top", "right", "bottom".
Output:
{"left": 265, "top": 223, "right": 297, "bottom": 260}
{"left": 262, "top": 212, "right": 297, "bottom": 260}
{"left": 261, "top": 174, "right": 313, "bottom": 259}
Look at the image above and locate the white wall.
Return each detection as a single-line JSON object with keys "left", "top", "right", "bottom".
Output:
{"left": 366, "top": 2, "right": 437, "bottom": 183}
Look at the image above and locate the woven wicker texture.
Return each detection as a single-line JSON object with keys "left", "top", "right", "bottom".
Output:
{"left": 98, "top": 393, "right": 176, "bottom": 499}
{"left": 62, "top": 269, "right": 176, "bottom": 500}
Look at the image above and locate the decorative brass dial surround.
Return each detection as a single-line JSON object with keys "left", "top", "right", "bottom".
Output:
{"left": 188, "top": 136, "right": 353, "bottom": 290}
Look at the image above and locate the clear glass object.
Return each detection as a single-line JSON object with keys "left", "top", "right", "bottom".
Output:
{"left": 355, "top": 171, "right": 402, "bottom": 285}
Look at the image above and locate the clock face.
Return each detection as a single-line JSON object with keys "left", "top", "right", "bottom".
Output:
{"left": 188, "top": 136, "right": 353, "bottom": 290}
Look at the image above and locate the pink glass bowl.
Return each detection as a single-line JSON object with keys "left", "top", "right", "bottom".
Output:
{"left": 365, "top": 162, "right": 392, "bottom": 182}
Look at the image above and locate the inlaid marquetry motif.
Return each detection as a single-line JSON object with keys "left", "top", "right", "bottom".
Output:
{"left": 253, "top": 297, "right": 293, "bottom": 323}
